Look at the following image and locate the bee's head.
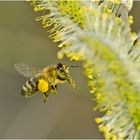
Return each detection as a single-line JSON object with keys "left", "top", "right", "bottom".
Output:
{"left": 56, "top": 63, "right": 69, "bottom": 79}
{"left": 56, "top": 63, "right": 78, "bottom": 89}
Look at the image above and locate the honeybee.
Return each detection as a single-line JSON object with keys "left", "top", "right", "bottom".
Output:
{"left": 15, "top": 63, "right": 78, "bottom": 103}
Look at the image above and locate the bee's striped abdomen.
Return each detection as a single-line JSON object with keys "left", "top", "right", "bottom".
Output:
{"left": 21, "top": 77, "right": 38, "bottom": 97}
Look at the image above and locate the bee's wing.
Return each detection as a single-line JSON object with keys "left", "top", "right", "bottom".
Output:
{"left": 15, "top": 63, "right": 41, "bottom": 77}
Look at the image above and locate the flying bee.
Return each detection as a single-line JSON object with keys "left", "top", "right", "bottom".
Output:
{"left": 15, "top": 63, "right": 78, "bottom": 103}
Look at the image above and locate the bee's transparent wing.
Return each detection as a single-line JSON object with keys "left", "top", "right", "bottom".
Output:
{"left": 15, "top": 63, "right": 41, "bottom": 77}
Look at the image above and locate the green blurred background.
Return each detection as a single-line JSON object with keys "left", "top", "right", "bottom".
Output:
{"left": 0, "top": 1, "right": 139, "bottom": 139}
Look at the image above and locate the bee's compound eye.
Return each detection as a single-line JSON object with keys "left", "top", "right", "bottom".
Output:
{"left": 57, "top": 63, "right": 63, "bottom": 71}
{"left": 59, "top": 67, "right": 63, "bottom": 71}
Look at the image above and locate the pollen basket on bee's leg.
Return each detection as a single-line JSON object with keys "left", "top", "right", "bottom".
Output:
{"left": 38, "top": 79, "right": 49, "bottom": 93}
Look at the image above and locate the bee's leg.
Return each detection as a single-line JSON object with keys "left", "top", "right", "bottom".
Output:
{"left": 43, "top": 92, "right": 49, "bottom": 103}
{"left": 51, "top": 85, "right": 57, "bottom": 95}
{"left": 67, "top": 78, "right": 77, "bottom": 89}
{"left": 55, "top": 85, "right": 57, "bottom": 90}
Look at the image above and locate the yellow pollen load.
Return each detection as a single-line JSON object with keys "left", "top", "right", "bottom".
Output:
{"left": 38, "top": 79, "right": 49, "bottom": 93}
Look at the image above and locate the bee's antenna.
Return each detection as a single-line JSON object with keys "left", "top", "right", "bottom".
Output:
{"left": 68, "top": 65, "right": 80, "bottom": 68}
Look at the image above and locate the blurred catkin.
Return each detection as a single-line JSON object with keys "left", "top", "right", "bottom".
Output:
{"left": 30, "top": 0, "right": 140, "bottom": 139}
